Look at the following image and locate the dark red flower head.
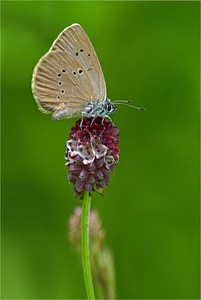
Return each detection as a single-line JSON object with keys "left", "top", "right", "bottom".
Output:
{"left": 65, "top": 117, "right": 119, "bottom": 198}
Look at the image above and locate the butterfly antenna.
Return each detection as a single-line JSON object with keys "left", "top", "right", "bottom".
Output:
{"left": 113, "top": 100, "right": 145, "bottom": 111}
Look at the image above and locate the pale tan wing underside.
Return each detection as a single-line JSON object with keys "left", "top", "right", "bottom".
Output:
{"left": 50, "top": 23, "right": 106, "bottom": 102}
{"left": 32, "top": 24, "right": 107, "bottom": 118}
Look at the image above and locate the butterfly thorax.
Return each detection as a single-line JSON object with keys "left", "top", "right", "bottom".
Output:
{"left": 83, "top": 98, "right": 116, "bottom": 119}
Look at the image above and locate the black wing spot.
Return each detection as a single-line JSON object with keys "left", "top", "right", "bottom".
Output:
{"left": 58, "top": 82, "right": 62, "bottom": 85}
{"left": 62, "top": 69, "right": 66, "bottom": 73}
{"left": 80, "top": 49, "right": 84, "bottom": 52}
{"left": 57, "top": 96, "right": 60, "bottom": 99}
{"left": 61, "top": 89, "right": 65, "bottom": 93}
{"left": 73, "top": 71, "right": 76, "bottom": 75}
{"left": 75, "top": 52, "right": 79, "bottom": 56}
{"left": 88, "top": 53, "right": 90, "bottom": 56}
{"left": 58, "top": 73, "right": 61, "bottom": 77}
{"left": 78, "top": 69, "right": 83, "bottom": 74}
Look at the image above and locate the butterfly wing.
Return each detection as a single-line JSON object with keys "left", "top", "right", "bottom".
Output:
{"left": 32, "top": 24, "right": 107, "bottom": 119}
{"left": 50, "top": 23, "right": 107, "bottom": 102}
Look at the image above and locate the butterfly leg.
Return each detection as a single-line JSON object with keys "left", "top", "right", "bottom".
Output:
{"left": 104, "top": 115, "right": 115, "bottom": 126}
{"left": 90, "top": 116, "right": 96, "bottom": 126}
{"left": 101, "top": 117, "right": 105, "bottom": 124}
{"left": 80, "top": 112, "right": 85, "bottom": 129}
{"left": 105, "top": 115, "right": 113, "bottom": 122}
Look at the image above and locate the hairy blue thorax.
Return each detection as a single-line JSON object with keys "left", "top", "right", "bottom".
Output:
{"left": 83, "top": 98, "right": 117, "bottom": 119}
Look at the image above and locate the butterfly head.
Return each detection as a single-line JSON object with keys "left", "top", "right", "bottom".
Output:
{"left": 104, "top": 98, "right": 117, "bottom": 115}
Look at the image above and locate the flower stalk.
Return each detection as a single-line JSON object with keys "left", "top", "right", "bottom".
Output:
{"left": 81, "top": 192, "right": 95, "bottom": 299}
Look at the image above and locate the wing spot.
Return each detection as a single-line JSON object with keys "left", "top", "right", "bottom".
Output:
{"left": 57, "top": 96, "right": 60, "bottom": 99}
{"left": 78, "top": 69, "right": 83, "bottom": 74}
{"left": 88, "top": 53, "right": 90, "bottom": 56}
{"left": 61, "top": 89, "right": 65, "bottom": 93}
{"left": 62, "top": 69, "right": 66, "bottom": 73}
{"left": 73, "top": 71, "right": 76, "bottom": 75}
{"left": 58, "top": 73, "right": 61, "bottom": 77}
{"left": 80, "top": 49, "right": 84, "bottom": 52}
{"left": 58, "top": 82, "right": 62, "bottom": 85}
{"left": 75, "top": 52, "right": 79, "bottom": 56}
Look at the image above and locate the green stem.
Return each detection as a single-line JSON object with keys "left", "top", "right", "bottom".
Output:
{"left": 81, "top": 192, "right": 95, "bottom": 299}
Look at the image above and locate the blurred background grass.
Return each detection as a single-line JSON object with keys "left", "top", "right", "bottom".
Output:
{"left": 1, "top": 1, "right": 200, "bottom": 299}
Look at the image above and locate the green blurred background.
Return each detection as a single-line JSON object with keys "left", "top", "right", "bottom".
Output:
{"left": 2, "top": 1, "right": 200, "bottom": 299}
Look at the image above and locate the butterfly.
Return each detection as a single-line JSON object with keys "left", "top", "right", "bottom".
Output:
{"left": 32, "top": 23, "right": 143, "bottom": 122}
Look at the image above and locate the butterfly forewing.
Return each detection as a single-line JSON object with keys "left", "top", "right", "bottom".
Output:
{"left": 50, "top": 24, "right": 106, "bottom": 101}
{"left": 32, "top": 24, "right": 107, "bottom": 119}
